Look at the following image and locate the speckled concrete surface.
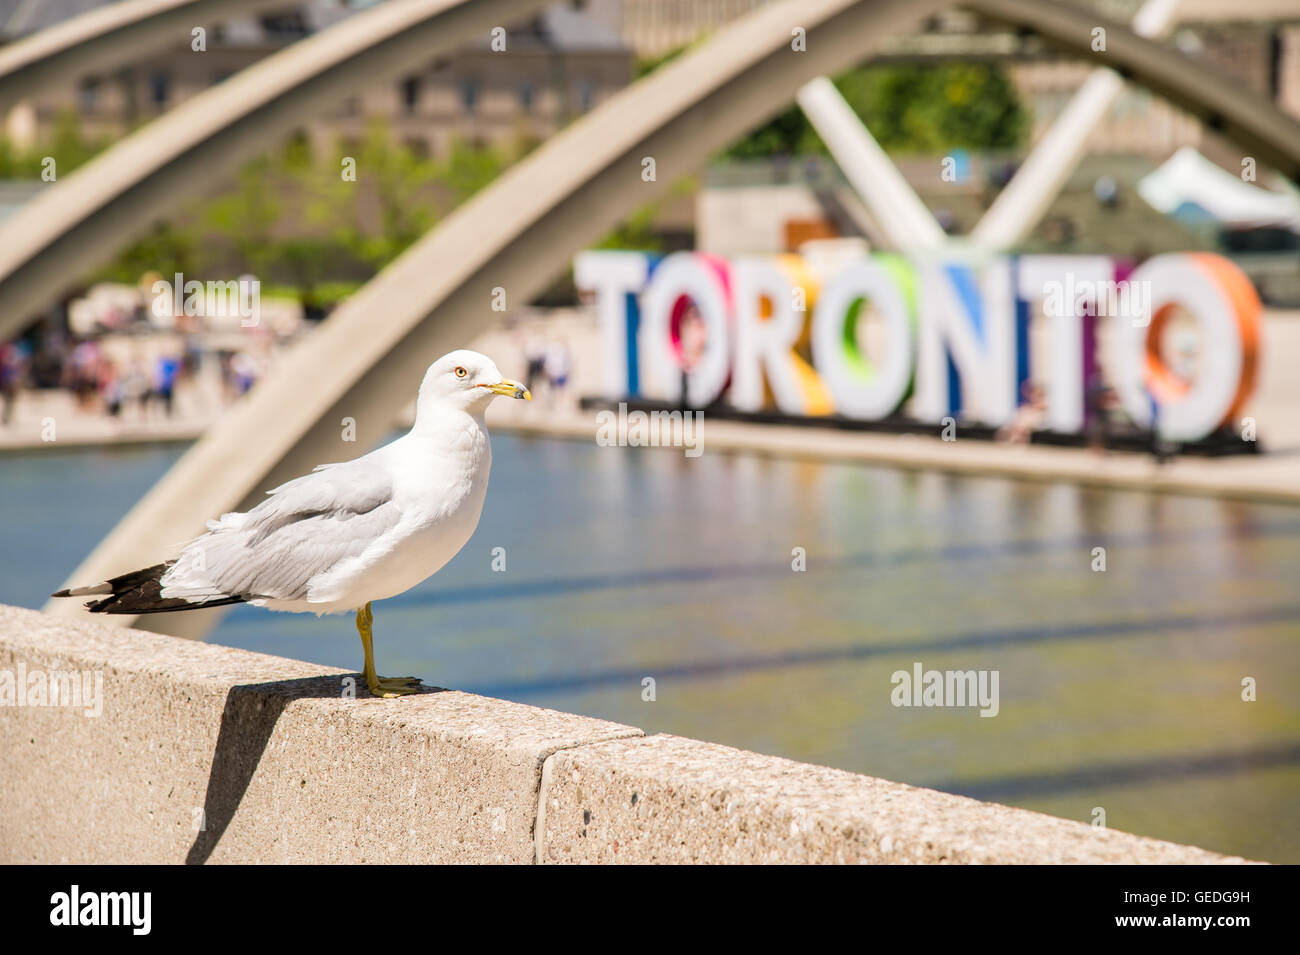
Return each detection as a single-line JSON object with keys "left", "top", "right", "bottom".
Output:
{"left": 0, "top": 605, "right": 640, "bottom": 863}
{"left": 535, "top": 735, "right": 1251, "bottom": 864}
{"left": 1, "top": 605, "right": 1249, "bottom": 864}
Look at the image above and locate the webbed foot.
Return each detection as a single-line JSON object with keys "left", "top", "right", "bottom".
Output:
{"left": 366, "top": 674, "right": 422, "bottom": 698}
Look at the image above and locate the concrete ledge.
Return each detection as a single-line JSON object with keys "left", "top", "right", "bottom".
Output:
{"left": 536, "top": 735, "right": 1241, "bottom": 864}
{"left": 0, "top": 605, "right": 1249, "bottom": 864}
{"left": 0, "top": 605, "right": 640, "bottom": 863}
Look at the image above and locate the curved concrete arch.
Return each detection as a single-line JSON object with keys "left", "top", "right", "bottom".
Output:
{"left": 45, "top": 0, "right": 950, "bottom": 635}
{"left": 0, "top": 0, "right": 553, "bottom": 344}
{"left": 38, "top": 0, "right": 1300, "bottom": 639}
{"left": 971, "top": 0, "right": 1300, "bottom": 182}
{"left": 0, "top": 0, "right": 302, "bottom": 115}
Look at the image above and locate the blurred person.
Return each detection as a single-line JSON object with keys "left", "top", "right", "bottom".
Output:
{"left": 32, "top": 326, "right": 67, "bottom": 389}
{"left": 543, "top": 339, "right": 571, "bottom": 406}
{"left": 1084, "top": 371, "right": 1116, "bottom": 456}
{"left": 523, "top": 334, "right": 547, "bottom": 395}
{"left": 67, "top": 339, "right": 102, "bottom": 410}
{"left": 997, "top": 381, "right": 1046, "bottom": 444}
{"left": 151, "top": 351, "right": 181, "bottom": 418}
{"left": 229, "top": 350, "right": 259, "bottom": 397}
{"left": 182, "top": 331, "right": 202, "bottom": 379}
{"left": 1093, "top": 175, "right": 1120, "bottom": 209}
{"left": 1171, "top": 330, "right": 1199, "bottom": 386}
{"left": 98, "top": 359, "right": 123, "bottom": 418}
{"left": 1141, "top": 331, "right": 1197, "bottom": 465}
{"left": 678, "top": 304, "right": 707, "bottom": 409}
{"left": 218, "top": 351, "right": 235, "bottom": 404}
{"left": 121, "top": 359, "right": 151, "bottom": 420}
{"left": 1148, "top": 392, "right": 1177, "bottom": 466}
{"left": 0, "top": 340, "right": 29, "bottom": 425}
{"left": 179, "top": 325, "right": 204, "bottom": 405}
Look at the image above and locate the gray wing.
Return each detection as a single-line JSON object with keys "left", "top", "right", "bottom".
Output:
{"left": 161, "top": 457, "right": 402, "bottom": 603}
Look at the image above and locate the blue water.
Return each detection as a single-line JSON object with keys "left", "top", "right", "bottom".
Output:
{"left": 3, "top": 434, "right": 1298, "bottom": 861}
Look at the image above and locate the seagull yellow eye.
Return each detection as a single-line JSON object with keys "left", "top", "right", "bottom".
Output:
{"left": 454, "top": 366, "right": 468, "bottom": 379}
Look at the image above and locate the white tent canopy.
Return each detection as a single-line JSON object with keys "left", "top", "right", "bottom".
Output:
{"left": 1138, "top": 146, "right": 1300, "bottom": 231}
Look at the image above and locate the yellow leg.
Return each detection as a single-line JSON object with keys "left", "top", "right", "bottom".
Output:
{"left": 356, "top": 602, "right": 420, "bottom": 698}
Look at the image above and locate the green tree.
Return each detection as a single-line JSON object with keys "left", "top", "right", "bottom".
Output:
{"left": 315, "top": 120, "right": 441, "bottom": 271}
{"left": 436, "top": 137, "right": 508, "bottom": 205}
{"left": 0, "top": 110, "right": 108, "bottom": 178}
{"left": 32, "top": 118, "right": 527, "bottom": 293}
{"left": 97, "top": 220, "right": 199, "bottom": 283}
{"left": 202, "top": 155, "right": 281, "bottom": 278}
{"left": 723, "top": 62, "right": 1026, "bottom": 158}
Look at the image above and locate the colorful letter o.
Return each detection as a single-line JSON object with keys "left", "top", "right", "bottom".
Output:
{"left": 810, "top": 256, "right": 915, "bottom": 419}
{"left": 639, "top": 252, "right": 732, "bottom": 406}
{"left": 1114, "top": 253, "right": 1260, "bottom": 441}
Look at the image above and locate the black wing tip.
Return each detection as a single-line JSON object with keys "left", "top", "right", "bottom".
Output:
{"left": 53, "top": 562, "right": 249, "bottom": 615}
{"left": 86, "top": 596, "right": 130, "bottom": 614}
{"left": 89, "top": 594, "right": 248, "bottom": 614}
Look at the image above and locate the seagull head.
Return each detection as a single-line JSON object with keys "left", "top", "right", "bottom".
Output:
{"left": 416, "top": 349, "right": 531, "bottom": 419}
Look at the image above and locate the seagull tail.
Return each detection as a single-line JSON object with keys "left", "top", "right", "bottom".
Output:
{"left": 51, "top": 561, "right": 247, "bottom": 615}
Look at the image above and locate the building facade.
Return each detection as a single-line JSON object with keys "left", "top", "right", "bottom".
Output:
{"left": 2, "top": 1, "right": 633, "bottom": 158}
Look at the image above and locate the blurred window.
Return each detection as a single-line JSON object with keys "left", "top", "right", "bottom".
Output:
{"left": 401, "top": 77, "right": 421, "bottom": 114}
{"left": 77, "top": 78, "right": 100, "bottom": 114}
{"left": 461, "top": 78, "right": 479, "bottom": 114}
{"left": 259, "top": 13, "right": 308, "bottom": 39}
{"left": 149, "top": 72, "right": 170, "bottom": 108}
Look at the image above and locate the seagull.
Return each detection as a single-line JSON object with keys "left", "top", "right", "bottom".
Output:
{"left": 52, "top": 350, "right": 531, "bottom": 697}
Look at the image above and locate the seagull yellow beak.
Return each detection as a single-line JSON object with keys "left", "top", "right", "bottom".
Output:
{"left": 480, "top": 379, "right": 531, "bottom": 400}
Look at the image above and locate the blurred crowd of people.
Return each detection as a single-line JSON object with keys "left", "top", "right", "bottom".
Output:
{"left": 0, "top": 329, "right": 267, "bottom": 428}
{"left": 63, "top": 338, "right": 189, "bottom": 419}
{"left": 0, "top": 273, "right": 317, "bottom": 430}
